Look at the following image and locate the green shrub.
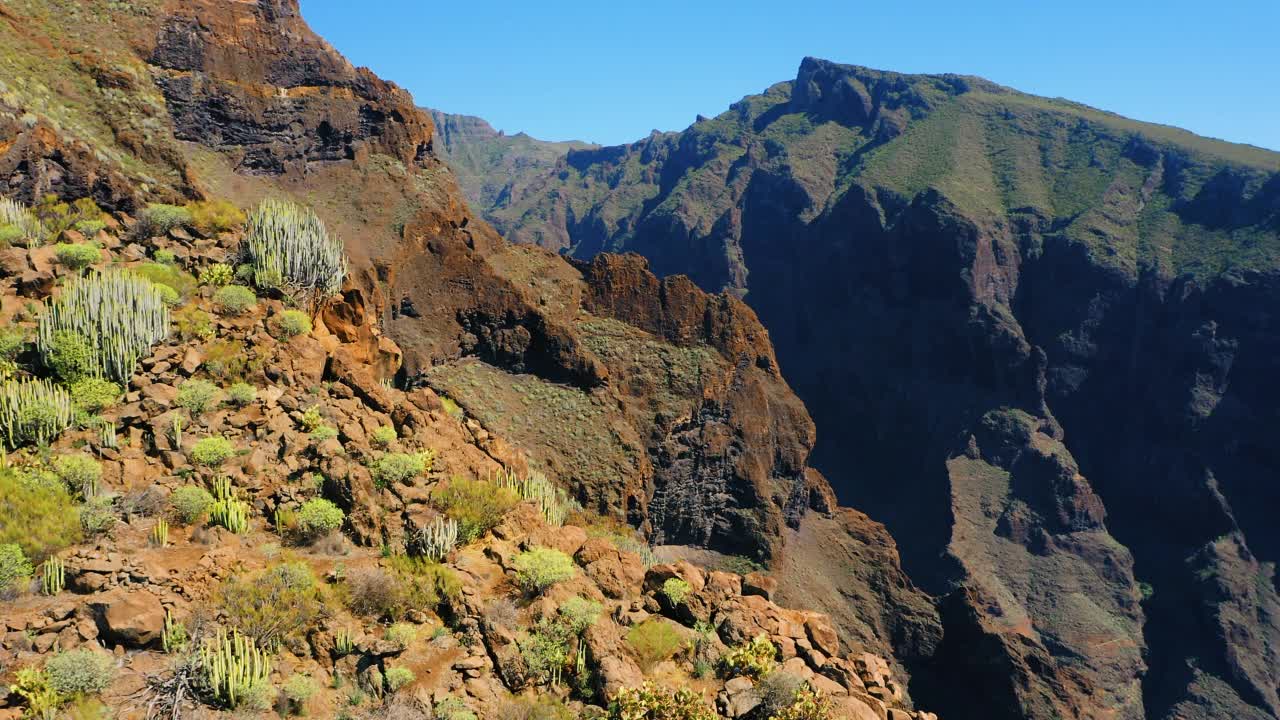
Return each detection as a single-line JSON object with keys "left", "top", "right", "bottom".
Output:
{"left": 608, "top": 682, "right": 716, "bottom": 720}
{"left": 384, "top": 666, "right": 415, "bottom": 693}
{"left": 0, "top": 224, "right": 23, "bottom": 247}
{"left": 154, "top": 284, "right": 180, "bottom": 307}
{"left": 45, "top": 330, "right": 96, "bottom": 382}
{"left": 431, "top": 476, "right": 515, "bottom": 542}
{"left": 199, "top": 263, "right": 234, "bottom": 287}
{"left": 384, "top": 622, "right": 417, "bottom": 650}
{"left": 174, "top": 306, "right": 215, "bottom": 341}
{"left": 559, "top": 596, "right": 603, "bottom": 635}
{"left": 54, "top": 243, "right": 100, "bottom": 271}
{"left": 309, "top": 425, "right": 338, "bottom": 444}
{"left": 272, "top": 309, "right": 312, "bottom": 338}
{"left": 283, "top": 672, "right": 318, "bottom": 713}
{"left": 296, "top": 498, "right": 344, "bottom": 540}
{"left": 191, "top": 435, "right": 236, "bottom": 467}
{"left": 512, "top": 547, "right": 575, "bottom": 594}
{"left": 720, "top": 633, "right": 777, "bottom": 679}
{"left": 37, "top": 271, "right": 170, "bottom": 381}
{"left": 765, "top": 685, "right": 836, "bottom": 720}
{"left": 186, "top": 200, "right": 244, "bottom": 235}
{"left": 219, "top": 562, "right": 321, "bottom": 649}
{"left": 297, "top": 405, "right": 325, "bottom": 432}
{"left": 53, "top": 454, "right": 101, "bottom": 497}
{"left": 0, "top": 378, "right": 75, "bottom": 448}
{"left": 371, "top": 451, "right": 434, "bottom": 487}
{"left": 133, "top": 262, "right": 197, "bottom": 300}
{"left": 626, "top": 619, "right": 685, "bottom": 671}
{"left": 0, "top": 468, "right": 80, "bottom": 558}
{"left": 153, "top": 248, "right": 176, "bottom": 264}
{"left": 0, "top": 543, "right": 33, "bottom": 597}
{"left": 44, "top": 649, "right": 115, "bottom": 695}
{"left": 662, "top": 578, "right": 692, "bottom": 606}
{"left": 213, "top": 284, "right": 257, "bottom": 315}
{"left": 500, "top": 696, "right": 575, "bottom": 720}
{"left": 80, "top": 496, "right": 116, "bottom": 537}
{"left": 137, "top": 203, "right": 192, "bottom": 236}
{"left": 225, "top": 382, "right": 257, "bottom": 407}
{"left": 69, "top": 377, "right": 121, "bottom": 414}
{"left": 170, "top": 485, "right": 215, "bottom": 525}
{"left": 239, "top": 199, "right": 347, "bottom": 294}
{"left": 175, "top": 378, "right": 219, "bottom": 414}
{"left": 370, "top": 425, "right": 397, "bottom": 447}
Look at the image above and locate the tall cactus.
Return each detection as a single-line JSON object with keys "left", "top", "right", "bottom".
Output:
{"left": 407, "top": 516, "right": 459, "bottom": 561}
{"left": 496, "top": 469, "right": 576, "bottom": 527}
{"left": 41, "top": 556, "right": 64, "bottom": 595}
{"left": 0, "top": 378, "right": 74, "bottom": 448}
{"left": 239, "top": 199, "right": 347, "bottom": 295}
{"left": 210, "top": 477, "right": 250, "bottom": 534}
{"left": 36, "top": 271, "right": 170, "bottom": 382}
{"left": 200, "top": 628, "right": 272, "bottom": 708}
{"left": 0, "top": 196, "right": 45, "bottom": 247}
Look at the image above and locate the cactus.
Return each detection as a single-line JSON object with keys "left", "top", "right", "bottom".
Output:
{"left": 334, "top": 628, "right": 355, "bottom": 656}
{"left": 210, "top": 477, "right": 250, "bottom": 534}
{"left": 41, "top": 556, "right": 64, "bottom": 596}
{"left": 151, "top": 519, "right": 169, "bottom": 547}
{"left": 36, "top": 271, "right": 170, "bottom": 382}
{"left": 199, "top": 628, "right": 272, "bottom": 708}
{"left": 162, "top": 610, "right": 188, "bottom": 653}
{"left": 408, "top": 515, "right": 459, "bottom": 561}
{"left": 239, "top": 199, "right": 347, "bottom": 296}
{"left": 99, "top": 420, "right": 118, "bottom": 449}
{"left": 496, "top": 469, "right": 576, "bottom": 527}
{"left": 0, "top": 378, "right": 74, "bottom": 448}
{"left": 0, "top": 196, "right": 45, "bottom": 247}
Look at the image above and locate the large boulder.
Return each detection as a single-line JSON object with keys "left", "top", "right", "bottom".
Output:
{"left": 93, "top": 589, "right": 166, "bottom": 648}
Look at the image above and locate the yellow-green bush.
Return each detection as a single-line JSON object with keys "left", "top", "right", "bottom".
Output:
{"left": 54, "top": 242, "right": 100, "bottom": 271}
{"left": 626, "top": 619, "right": 685, "bottom": 671}
{"left": 431, "top": 475, "right": 515, "bottom": 542}
{"left": 0, "top": 468, "right": 80, "bottom": 559}
{"left": 170, "top": 485, "right": 215, "bottom": 525}
{"left": 186, "top": 200, "right": 244, "bottom": 235}
{"left": 272, "top": 309, "right": 312, "bottom": 339}
{"left": 191, "top": 435, "right": 236, "bottom": 467}
{"left": 721, "top": 633, "right": 778, "bottom": 679}
{"left": 609, "top": 682, "right": 716, "bottom": 720}
{"left": 199, "top": 263, "right": 234, "bottom": 287}
{"left": 53, "top": 453, "right": 101, "bottom": 498}
{"left": 69, "top": 377, "right": 121, "bottom": 414}
{"left": 213, "top": 284, "right": 257, "bottom": 315}
{"left": 371, "top": 450, "right": 435, "bottom": 488}
{"left": 176, "top": 379, "right": 219, "bottom": 414}
{"left": 0, "top": 542, "right": 33, "bottom": 597}
{"left": 512, "top": 547, "right": 576, "bottom": 595}
{"left": 295, "top": 498, "right": 344, "bottom": 540}
{"left": 219, "top": 562, "right": 321, "bottom": 649}
{"left": 44, "top": 649, "right": 115, "bottom": 696}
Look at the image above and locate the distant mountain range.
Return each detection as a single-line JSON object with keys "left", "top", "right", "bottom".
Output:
{"left": 432, "top": 57, "right": 1280, "bottom": 720}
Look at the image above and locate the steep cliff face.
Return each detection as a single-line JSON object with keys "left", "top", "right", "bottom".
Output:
{"left": 458, "top": 58, "right": 1280, "bottom": 720}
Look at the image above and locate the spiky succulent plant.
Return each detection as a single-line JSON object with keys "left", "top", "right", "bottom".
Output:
{"left": 0, "top": 196, "right": 45, "bottom": 247}
{"left": 0, "top": 378, "right": 74, "bottom": 448}
{"left": 239, "top": 199, "right": 347, "bottom": 295}
{"left": 36, "top": 271, "right": 170, "bottom": 382}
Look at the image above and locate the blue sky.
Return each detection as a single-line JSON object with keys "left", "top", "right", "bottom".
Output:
{"left": 300, "top": 1, "right": 1279, "bottom": 151}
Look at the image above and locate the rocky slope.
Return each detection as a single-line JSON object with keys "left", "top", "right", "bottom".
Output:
{"left": 0, "top": 3, "right": 949, "bottom": 720}
{"left": 450, "top": 58, "right": 1280, "bottom": 720}
{"left": 426, "top": 108, "right": 597, "bottom": 220}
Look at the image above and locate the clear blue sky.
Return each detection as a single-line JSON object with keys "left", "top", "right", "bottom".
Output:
{"left": 300, "top": 0, "right": 1279, "bottom": 151}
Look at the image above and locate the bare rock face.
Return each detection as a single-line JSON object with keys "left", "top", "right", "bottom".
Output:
{"left": 145, "top": 0, "right": 433, "bottom": 175}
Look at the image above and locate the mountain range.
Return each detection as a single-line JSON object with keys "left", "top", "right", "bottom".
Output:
{"left": 432, "top": 58, "right": 1280, "bottom": 720}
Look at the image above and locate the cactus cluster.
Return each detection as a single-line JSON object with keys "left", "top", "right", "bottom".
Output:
{"left": 36, "top": 271, "right": 170, "bottom": 382}
{"left": 0, "top": 378, "right": 74, "bottom": 448}
{"left": 162, "top": 610, "right": 188, "bottom": 653}
{"left": 210, "top": 477, "right": 249, "bottom": 534}
{"left": 199, "top": 628, "right": 272, "bottom": 708}
{"left": 408, "top": 515, "right": 459, "bottom": 561}
{"left": 497, "top": 469, "right": 576, "bottom": 527}
{"left": 0, "top": 196, "right": 45, "bottom": 247}
{"left": 41, "top": 556, "right": 64, "bottom": 595}
{"left": 239, "top": 199, "right": 347, "bottom": 295}
{"left": 151, "top": 519, "right": 169, "bottom": 547}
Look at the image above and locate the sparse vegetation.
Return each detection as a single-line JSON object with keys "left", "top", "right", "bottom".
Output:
{"left": 136, "top": 204, "right": 192, "bottom": 237}
{"left": 370, "top": 425, "right": 397, "bottom": 447}
{"left": 219, "top": 562, "right": 321, "bottom": 649}
{"left": 626, "top": 619, "right": 685, "bottom": 671}
{"left": 186, "top": 200, "right": 244, "bottom": 235}
{"left": 608, "top": 681, "right": 716, "bottom": 720}
{"left": 721, "top": 633, "right": 777, "bottom": 678}
{"left": 432, "top": 476, "right": 516, "bottom": 542}
{"left": 54, "top": 242, "right": 100, "bottom": 271}
{"left": 53, "top": 453, "right": 101, "bottom": 497}
{"left": 272, "top": 309, "right": 312, "bottom": 338}
{"left": 512, "top": 547, "right": 576, "bottom": 594}
{"left": 0, "top": 542, "right": 33, "bottom": 597}
{"left": 170, "top": 485, "right": 215, "bottom": 524}
{"left": 44, "top": 649, "right": 115, "bottom": 696}
{"left": 0, "top": 467, "right": 81, "bottom": 559}
{"left": 191, "top": 435, "right": 236, "bottom": 466}
{"left": 225, "top": 381, "right": 258, "bottom": 407}
{"left": 661, "top": 577, "right": 692, "bottom": 606}
{"left": 295, "top": 498, "right": 344, "bottom": 540}
{"left": 371, "top": 450, "right": 435, "bottom": 487}
{"left": 213, "top": 284, "right": 258, "bottom": 315}
{"left": 199, "top": 263, "right": 234, "bottom": 287}
{"left": 176, "top": 378, "right": 219, "bottom": 414}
